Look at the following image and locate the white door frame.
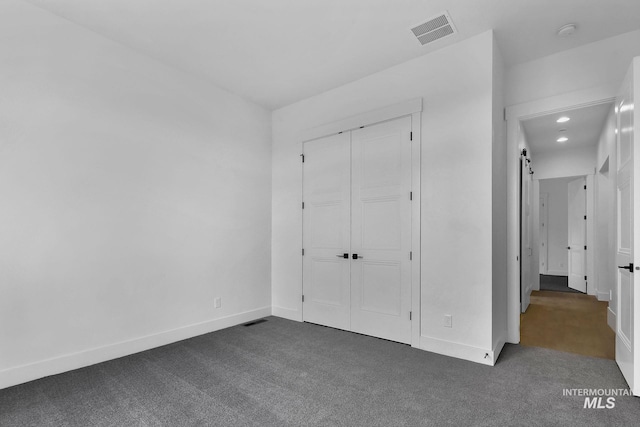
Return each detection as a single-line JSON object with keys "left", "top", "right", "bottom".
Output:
{"left": 299, "top": 98, "right": 422, "bottom": 348}
{"left": 506, "top": 86, "right": 616, "bottom": 343}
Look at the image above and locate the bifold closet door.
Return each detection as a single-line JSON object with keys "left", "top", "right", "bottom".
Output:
{"left": 302, "top": 133, "right": 351, "bottom": 330}
{"left": 350, "top": 117, "right": 412, "bottom": 344}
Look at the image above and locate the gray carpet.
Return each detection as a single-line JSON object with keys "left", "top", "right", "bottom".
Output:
{"left": 540, "top": 274, "right": 582, "bottom": 293}
{"left": 1, "top": 316, "right": 638, "bottom": 426}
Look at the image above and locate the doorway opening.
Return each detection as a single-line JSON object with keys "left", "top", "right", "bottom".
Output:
{"left": 508, "top": 59, "right": 640, "bottom": 393}
{"left": 539, "top": 176, "right": 587, "bottom": 294}
{"left": 517, "top": 102, "right": 616, "bottom": 360}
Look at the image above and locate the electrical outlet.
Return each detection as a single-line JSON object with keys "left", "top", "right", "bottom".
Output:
{"left": 214, "top": 297, "right": 221, "bottom": 308}
{"left": 443, "top": 315, "right": 452, "bottom": 328}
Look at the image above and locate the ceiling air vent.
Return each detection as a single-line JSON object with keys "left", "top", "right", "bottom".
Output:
{"left": 411, "top": 12, "right": 456, "bottom": 46}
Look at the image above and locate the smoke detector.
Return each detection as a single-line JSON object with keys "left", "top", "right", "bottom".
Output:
{"left": 557, "top": 23, "right": 577, "bottom": 37}
{"left": 411, "top": 12, "right": 457, "bottom": 46}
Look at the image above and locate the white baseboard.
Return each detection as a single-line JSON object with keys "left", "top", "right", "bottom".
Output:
{"left": 597, "top": 291, "right": 610, "bottom": 302}
{"left": 420, "top": 335, "right": 494, "bottom": 366}
{"left": 271, "top": 305, "right": 301, "bottom": 321}
{"left": 545, "top": 270, "right": 568, "bottom": 277}
{"left": 522, "top": 285, "right": 531, "bottom": 313}
{"left": 0, "top": 306, "right": 271, "bottom": 390}
{"left": 608, "top": 307, "right": 616, "bottom": 332}
{"left": 492, "top": 337, "right": 506, "bottom": 365}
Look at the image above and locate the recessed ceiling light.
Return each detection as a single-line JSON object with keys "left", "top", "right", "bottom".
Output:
{"left": 557, "top": 24, "right": 577, "bottom": 37}
{"left": 557, "top": 137, "right": 568, "bottom": 143}
{"left": 557, "top": 116, "right": 570, "bottom": 123}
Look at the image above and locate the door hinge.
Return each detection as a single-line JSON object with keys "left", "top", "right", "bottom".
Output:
{"left": 302, "top": 202, "right": 305, "bottom": 209}
{"left": 409, "top": 311, "right": 412, "bottom": 321}
{"left": 584, "top": 245, "right": 587, "bottom": 250}
{"left": 302, "top": 248, "right": 305, "bottom": 256}
{"left": 584, "top": 215, "right": 587, "bottom": 220}
{"left": 410, "top": 191, "right": 413, "bottom": 200}
{"left": 503, "top": 108, "right": 506, "bottom": 121}
{"left": 410, "top": 131, "right": 413, "bottom": 141}
{"left": 409, "top": 251, "right": 413, "bottom": 260}
{"left": 301, "top": 154, "right": 305, "bottom": 163}
{"left": 584, "top": 185, "right": 587, "bottom": 190}
{"left": 302, "top": 295, "right": 305, "bottom": 303}
{"left": 584, "top": 275, "right": 587, "bottom": 280}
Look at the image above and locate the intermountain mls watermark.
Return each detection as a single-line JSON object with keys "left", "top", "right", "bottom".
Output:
{"left": 563, "top": 388, "right": 633, "bottom": 409}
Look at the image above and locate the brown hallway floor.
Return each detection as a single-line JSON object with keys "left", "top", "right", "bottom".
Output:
{"left": 520, "top": 290, "right": 615, "bottom": 359}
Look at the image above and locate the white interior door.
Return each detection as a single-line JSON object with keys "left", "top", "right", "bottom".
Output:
{"left": 521, "top": 157, "right": 533, "bottom": 312}
{"left": 568, "top": 177, "right": 587, "bottom": 293}
{"left": 302, "top": 133, "right": 351, "bottom": 330}
{"left": 615, "top": 60, "right": 639, "bottom": 394}
{"left": 350, "top": 117, "right": 413, "bottom": 344}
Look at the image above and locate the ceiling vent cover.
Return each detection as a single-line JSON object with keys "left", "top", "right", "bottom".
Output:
{"left": 411, "top": 12, "right": 456, "bottom": 46}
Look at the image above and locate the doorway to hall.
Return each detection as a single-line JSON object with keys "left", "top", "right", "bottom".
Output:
{"left": 538, "top": 176, "right": 587, "bottom": 293}
{"left": 518, "top": 103, "right": 616, "bottom": 360}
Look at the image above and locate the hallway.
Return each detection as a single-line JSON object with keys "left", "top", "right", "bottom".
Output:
{"left": 520, "top": 290, "right": 615, "bottom": 359}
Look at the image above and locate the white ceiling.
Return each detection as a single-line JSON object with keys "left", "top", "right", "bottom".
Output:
{"left": 521, "top": 102, "right": 614, "bottom": 155}
{"left": 22, "top": 0, "right": 640, "bottom": 110}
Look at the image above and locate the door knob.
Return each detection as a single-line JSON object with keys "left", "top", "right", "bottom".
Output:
{"left": 336, "top": 253, "right": 348, "bottom": 259}
{"left": 352, "top": 253, "right": 363, "bottom": 260}
{"left": 618, "top": 263, "right": 634, "bottom": 272}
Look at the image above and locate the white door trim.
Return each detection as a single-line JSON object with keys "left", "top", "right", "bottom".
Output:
{"left": 299, "top": 98, "right": 422, "bottom": 143}
{"left": 586, "top": 174, "right": 596, "bottom": 295}
{"left": 506, "top": 85, "right": 616, "bottom": 344}
{"left": 299, "top": 99, "right": 422, "bottom": 348}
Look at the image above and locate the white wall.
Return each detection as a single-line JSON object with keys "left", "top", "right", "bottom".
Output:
{"left": 507, "top": 30, "right": 640, "bottom": 107}
{"left": 491, "top": 37, "right": 508, "bottom": 358}
{"left": 596, "top": 107, "right": 617, "bottom": 312}
{"left": 0, "top": 0, "right": 272, "bottom": 389}
{"left": 539, "top": 178, "right": 575, "bottom": 275}
{"left": 533, "top": 146, "right": 597, "bottom": 180}
{"left": 272, "top": 31, "right": 501, "bottom": 365}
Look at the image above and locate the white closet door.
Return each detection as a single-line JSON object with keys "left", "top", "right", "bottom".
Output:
{"left": 350, "top": 117, "right": 412, "bottom": 344}
{"left": 302, "top": 133, "right": 351, "bottom": 330}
